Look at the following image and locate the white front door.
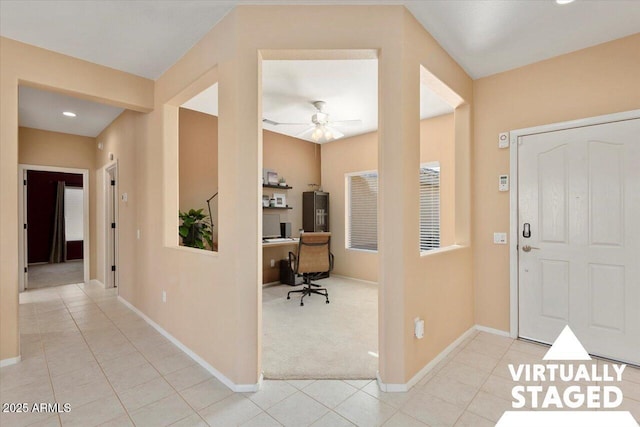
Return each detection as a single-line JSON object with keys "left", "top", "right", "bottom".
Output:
{"left": 518, "top": 118, "right": 640, "bottom": 365}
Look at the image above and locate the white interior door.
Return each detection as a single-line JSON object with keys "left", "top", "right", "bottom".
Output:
{"left": 518, "top": 118, "right": 640, "bottom": 365}
{"left": 105, "top": 166, "right": 117, "bottom": 289}
{"left": 22, "top": 170, "right": 29, "bottom": 290}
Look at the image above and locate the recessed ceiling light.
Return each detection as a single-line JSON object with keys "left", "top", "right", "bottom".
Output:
{"left": 62, "top": 111, "right": 76, "bottom": 117}
{"left": 556, "top": 0, "right": 575, "bottom": 4}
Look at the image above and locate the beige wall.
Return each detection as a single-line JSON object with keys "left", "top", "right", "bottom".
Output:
{"left": 321, "top": 113, "right": 456, "bottom": 283}
{"left": 473, "top": 34, "right": 640, "bottom": 333}
{"left": 400, "top": 11, "right": 473, "bottom": 381}
{"left": 321, "top": 131, "right": 379, "bottom": 282}
{"left": 95, "top": 110, "right": 141, "bottom": 300}
{"left": 2, "top": 6, "right": 474, "bottom": 386}
{"left": 151, "top": 5, "right": 472, "bottom": 385}
{"left": 178, "top": 108, "right": 219, "bottom": 246}
{"left": 18, "top": 127, "right": 97, "bottom": 278}
{"left": 262, "top": 130, "right": 321, "bottom": 283}
{"left": 0, "top": 36, "right": 153, "bottom": 361}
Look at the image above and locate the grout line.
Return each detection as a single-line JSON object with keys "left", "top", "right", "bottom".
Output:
{"left": 81, "top": 284, "right": 217, "bottom": 424}
{"left": 33, "top": 291, "right": 63, "bottom": 427}
{"left": 242, "top": 410, "right": 284, "bottom": 427}
{"left": 62, "top": 283, "right": 137, "bottom": 426}
{"left": 431, "top": 332, "right": 505, "bottom": 426}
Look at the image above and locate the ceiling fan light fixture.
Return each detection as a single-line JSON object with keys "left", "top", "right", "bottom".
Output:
{"left": 311, "top": 125, "right": 325, "bottom": 142}
{"left": 310, "top": 124, "right": 344, "bottom": 143}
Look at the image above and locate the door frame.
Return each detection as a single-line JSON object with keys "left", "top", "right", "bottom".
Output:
{"left": 508, "top": 109, "right": 640, "bottom": 338}
{"left": 18, "top": 164, "right": 90, "bottom": 292}
{"left": 104, "top": 161, "right": 119, "bottom": 290}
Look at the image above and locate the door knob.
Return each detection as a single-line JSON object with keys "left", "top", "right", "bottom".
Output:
{"left": 522, "top": 245, "right": 540, "bottom": 252}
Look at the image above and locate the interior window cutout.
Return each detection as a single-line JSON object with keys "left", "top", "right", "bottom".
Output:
{"left": 419, "top": 67, "right": 455, "bottom": 252}
{"left": 178, "top": 83, "right": 219, "bottom": 251}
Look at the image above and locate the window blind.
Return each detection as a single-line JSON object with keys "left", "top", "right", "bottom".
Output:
{"left": 419, "top": 166, "right": 440, "bottom": 251}
{"left": 347, "top": 172, "right": 378, "bottom": 251}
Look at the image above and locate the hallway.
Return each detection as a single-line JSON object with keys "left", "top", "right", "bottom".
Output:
{"left": 2, "top": 283, "right": 639, "bottom": 426}
{"left": 25, "top": 262, "right": 84, "bottom": 289}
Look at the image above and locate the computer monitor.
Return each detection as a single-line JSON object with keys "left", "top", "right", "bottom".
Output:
{"left": 262, "top": 213, "right": 281, "bottom": 239}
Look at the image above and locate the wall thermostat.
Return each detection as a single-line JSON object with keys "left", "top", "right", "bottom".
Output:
{"left": 499, "top": 174, "right": 509, "bottom": 191}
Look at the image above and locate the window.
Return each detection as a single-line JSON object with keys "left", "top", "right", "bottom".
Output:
{"left": 419, "top": 163, "right": 440, "bottom": 251}
{"left": 64, "top": 187, "right": 84, "bottom": 241}
{"left": 346, "top": 171, "right": 378, "bottom": 251}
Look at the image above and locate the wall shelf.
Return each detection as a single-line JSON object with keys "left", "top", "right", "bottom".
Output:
{"left": 263, "top": 206, "right": 293, "bottom": 210}
{"left": 263, "top": 184, "right": 292, "bottom": 189}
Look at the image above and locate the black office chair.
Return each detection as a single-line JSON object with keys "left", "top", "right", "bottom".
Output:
{"left": 286, "top": 232, "right": 334, "bottom": 306}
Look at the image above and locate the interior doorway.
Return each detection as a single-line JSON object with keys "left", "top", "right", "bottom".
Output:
{"left": 260, "top": 54, "right": 380, "bottom": 379}
{"left": 18, "top": 165, "right": 90, "bottom": 291}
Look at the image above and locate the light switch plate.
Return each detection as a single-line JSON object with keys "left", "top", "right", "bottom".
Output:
{"left": 498, "top": 132, "right": 510, "bottom": 149}
{"left": 414, "top": 318, "right": 425, "bottom": 339}
{"left": 494, "top": 232, "right": 507, "bottom": 244}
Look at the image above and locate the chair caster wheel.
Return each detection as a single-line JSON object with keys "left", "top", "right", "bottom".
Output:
{"left": 287, "top": 296, "right": 290, "bottom": 300}
{"left": 300, "top": 302, "right": 304, "bottom": 306}
{"left": 326, "top": 300, "right": 330, "bottom": 304}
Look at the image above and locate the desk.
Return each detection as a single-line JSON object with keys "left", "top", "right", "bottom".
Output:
{"left": 262, "top": 238, "right": 299, "bottom": 248}
{"left": 262, "top": 238, "right": 299, "bottom": 284}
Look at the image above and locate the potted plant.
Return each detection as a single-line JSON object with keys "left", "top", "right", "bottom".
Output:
{"left": 279, "top": 177, "right": 287, "bottom": 187}
{"left": 179, "top": 208, "right": 213, "bottom": 250}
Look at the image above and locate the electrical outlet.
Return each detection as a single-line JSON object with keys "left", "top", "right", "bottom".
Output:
{"left": 270, "top": 259, "right": 275, "bottom": 268}
{"left": 162, "top": 290, "right": 167, "bottom": 303}
{"left": 136, "top": 229, "right": 141, "bottom": 240}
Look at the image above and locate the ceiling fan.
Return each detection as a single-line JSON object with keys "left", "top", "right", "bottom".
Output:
{"left": 263, "top": 100, "right": 361, "bottom": 143}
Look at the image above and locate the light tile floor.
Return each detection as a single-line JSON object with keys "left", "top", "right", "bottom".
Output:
{"left": 1, "top": 282, "right": 639, "bottom": 426}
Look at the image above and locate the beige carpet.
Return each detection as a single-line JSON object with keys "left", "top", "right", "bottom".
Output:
{"left": 262, "top": 276, "right": 378, "bottom": 380}
{"left": 27, "top": 261, "right": 84, "bottom": 289}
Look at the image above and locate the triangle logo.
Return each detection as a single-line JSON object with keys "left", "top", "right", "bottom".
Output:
{"left": 543, "top": 325, "right": 592, "bottom": 361}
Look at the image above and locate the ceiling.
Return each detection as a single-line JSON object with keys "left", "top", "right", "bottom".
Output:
{"left": 181, "top": 60, "right": 453, "bottom": 143}
{"left": 4, "top": 1, "right": 638, "bottom": 139}
{"left": 1, "top": 1, "right": 638, "bottom": 80}
{"left": 405, "top": 0, "right": 640, "bottom": 78}
{"left": 19, "top": 86, "right": 124, "bottom": 138}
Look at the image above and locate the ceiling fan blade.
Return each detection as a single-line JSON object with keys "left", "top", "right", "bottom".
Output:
{"left": 329, "top": 119, "right": 362, "bottom": 126}
{"left": 263, "top": 118, "right": 309, "bottom": 126}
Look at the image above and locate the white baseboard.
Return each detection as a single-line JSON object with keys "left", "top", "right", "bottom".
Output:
{"left": 475, "top": 324, "right": 512, "bottom": 338}
{"left": 331, "top": 274, "right": 378, "bottom": 286}
{"left": 262, "top": 281, "right": 281, "bottom": 287}
{"left": 376, "top": 324, "right": 513, "bottom": 392}
{"left": 117, "top": 296, "right": 261, "bottom": 392}
{"left": 88, "top": 279, "right": 105, "bottom": 287}
{"left": 0, "top": 355, "right": 21, "bottom": 368}
{"left": 376, "top": 326, "right": 477, "bottom": 393}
